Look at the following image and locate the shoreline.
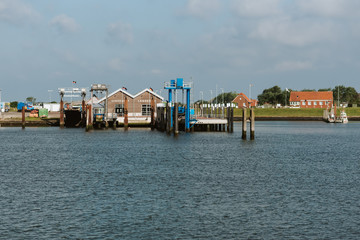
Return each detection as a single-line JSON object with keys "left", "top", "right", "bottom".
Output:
{"left": 2, "top": 116, "right": 360, "bottom": 127}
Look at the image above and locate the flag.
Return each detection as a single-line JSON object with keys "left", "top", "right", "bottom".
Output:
{"left": 73, "top": 81, "right": 77, "bottom": 84}
{"left": 286, "top": 88, "right": 290, "bottom": 92}
{"left": 122, "top": 87, "right": 127, "bottom": 91}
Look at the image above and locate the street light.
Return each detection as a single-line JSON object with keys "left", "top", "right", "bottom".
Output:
{"left": 249, "top": 84, "right": 254, "bottom": 108}
{"left": 48, "top": 90, "right": 53, "bottom": 103}
{"left": 200, "top": 91, "right": 203, "bottom": 116}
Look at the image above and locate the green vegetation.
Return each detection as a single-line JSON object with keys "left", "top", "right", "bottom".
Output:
{"left": 257, "top": 86, "right": 290, "bottom": 105}
{"left": 332, "top": 85, "right": 359, "bottom": 104}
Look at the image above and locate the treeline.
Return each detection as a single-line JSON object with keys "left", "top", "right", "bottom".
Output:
{"left": 257, "top": 85, "right": 359, "bottom": 106}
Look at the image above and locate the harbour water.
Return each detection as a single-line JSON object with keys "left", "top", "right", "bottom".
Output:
{"left": 0, "top": 122, "right": 359, "bottom": 239}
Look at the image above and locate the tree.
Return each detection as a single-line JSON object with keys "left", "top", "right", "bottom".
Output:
{"left": 10, "top": 101, "right": 18, "bottom": 108}
{"left": 195, "top": 91, "right": 237, "bottom": 104}
{"left": 332, "top": 85, "right": 358, "bottom": 104}
{"left": 258, "top": 86, "right": 283, "bottom": 105}
{"left": 301, "top": 89, "right": 316, "bottom": 92}
{"left": 26, "top": 97, "right": 36, "bottom": 105}
{"left": 318, "top": 88, "right": 331, "bottom": 92}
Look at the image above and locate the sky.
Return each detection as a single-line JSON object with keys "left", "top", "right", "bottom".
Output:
{"left": 1, "top": 0, "right": 360, "bottom": 102}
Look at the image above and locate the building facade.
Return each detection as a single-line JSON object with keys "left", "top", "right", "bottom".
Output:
{"left": 232, "top": 93, "right": 257, "bottom": 108}
{"left": 289, "top": 91, "right": 333, "bottom": 108}
{"left": 98, "top": 88, "right": 164, "bottom": 121}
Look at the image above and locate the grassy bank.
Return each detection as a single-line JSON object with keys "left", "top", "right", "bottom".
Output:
{"left": 233, "top": 107, "right": 360, "bottom": 117}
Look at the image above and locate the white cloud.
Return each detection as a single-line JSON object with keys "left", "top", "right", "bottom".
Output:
{"left": 296, "top": 0, "right": 360, "bottom": 17}
{"left": 185, "top": 0, "right": 221, "bottom": 18}
{"left": 232, "top": 0, "right": 282, "bottom": 17}
{"left": 50, "top": 14, "right": 80, "bottom": 33}
{"left": 249, "top": 17, "right": 337, "bottom": 46}
{"left": 0, "top": 0, "right": 39, "bottom": 24}
{"left": 107, "top": 22, "right": 133, "bottom": 44}
{"left": 275, "top": 61, "right": 312, "bottom": 71}
{"left": 108, "top": 58, "right": 124, "bottom": 71}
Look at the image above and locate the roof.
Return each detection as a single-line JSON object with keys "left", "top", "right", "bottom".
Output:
{"left": 232, "top": 93, "right": 251, "bottom": 103}
{"left": 98, "top": 88, "right": 164, "bottom": 103}
{"left": 289, "top": 91, "right": 333, "bottom": 101}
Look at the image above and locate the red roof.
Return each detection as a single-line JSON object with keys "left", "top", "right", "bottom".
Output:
{"left": 289, "top": 91, "right": 333, "bottom": 101}
{"left": 232, "top": 93, "right": 251, "bottom": 103}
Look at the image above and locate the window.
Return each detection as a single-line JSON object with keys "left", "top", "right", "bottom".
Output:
{"left": 115, "top": 104, "right": 124, "bottom": 116}
{"left": 319, "top": 101, "right": 323, "bottom": 105}
{"left": 314, "top": 101, "right": 317, "bottom": 105}
{"left": 302, "top": 101, "right": 305, "bottom": 105}
{"left": 308, "top": 101, "right": 311, "bottom": 105}
{"left": 142, "top": 104, "right": 151, "bottom": 116}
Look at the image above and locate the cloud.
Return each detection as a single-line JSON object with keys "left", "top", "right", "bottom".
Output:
{"left": 107, "top": 21, "right": 133, "bottom": 44}
{"left": 184, "top": 0, "right": 221, "bottom": 18}
{"left": 0, "top": 0, "right": 39, "bottom": 24}
{"left": 108, "top": 58, "right": 124, "bottom": 71}
{"left": 249, "top": 17, "right": 337, "bottom": 46}
{"left": 275, "top": 61, "right": 312, "bottom": 71}
{"left": 232, "top": 0, "right": 282, "bottom": 17}
{"left": 296, "top": 0, "right": 360, "bottom": 17}
{"left": 50, "top": 14, "right": 80, "bottom": 33}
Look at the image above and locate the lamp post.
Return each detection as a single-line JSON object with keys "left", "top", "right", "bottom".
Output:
{"left": 249, "top": 84, "right": 254, "bottom": 108}
{"left": 200, "top": 91, "right": 203, "bottom": 117}
{"left": 48, "top": 90, "right": 53, "bottom": 103}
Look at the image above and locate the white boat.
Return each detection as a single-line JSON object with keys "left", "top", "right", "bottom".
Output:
{"left": 335, "top": 110, "right": 348, "bottom": 123}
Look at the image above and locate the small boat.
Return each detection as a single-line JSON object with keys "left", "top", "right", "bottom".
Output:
{"left": 327, "top": 113, "right": 335, "bottom": 123}
{"left": 335, "top": 110, "right": 348, "bottom": 123}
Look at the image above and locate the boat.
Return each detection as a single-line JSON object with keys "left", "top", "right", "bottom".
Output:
{"left": 335, "top": 110, "right": 348, "bottom": 123}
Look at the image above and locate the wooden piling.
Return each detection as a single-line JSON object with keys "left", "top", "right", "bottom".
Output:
{"left": 227, "top": 107, "right": 230, "bottom": 132}
{"left": 60, "top": 99, "right": 64, "bottom": 128}
{"left": 22, "top": 106, "right": 25, "bottom": 129}
{"left": 124, "top": 96, "right": 128, "bottom": 130}
{"left": 151, "top": 97, "right": 155, "bottom": 130}
{"left": 82, "top": 99, "right": 86, "bottom": 127}
{"left": 174, "top": 102, "right": 179, "bottom": 136}
{"left": 250, "top": 108, "right": 255, "bottom": 140}
{"left": 166, "top": 104, "right": 171, "bottom": 134}
{"left": 242, "top": 108, "right": 247, "bottom": 140}
{"left": 230, "top": 107, "right": 234, "bottom": 133}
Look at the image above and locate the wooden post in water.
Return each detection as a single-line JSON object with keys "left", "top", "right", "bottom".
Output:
{"left": 151, "top": 97, "right": 155, "bottom": 130}
{"left": 60, "top": 97, "right": 64, "bottom": 128}
{"left": 124, "top": 96, "right": 129, "bottom": 130}
{"left": 230, "top": 107, "right": 234, "bottom": 133}
{"left": 227, "top": 107, "right": 230, "bottom": 132}
{"left": 166, "top": 104, "right": 170, "bottom": 134}
{"left": 242, "top": 108, "right": 247, "bottom": 139}
{"left": 174, "top": 102, "right": 179, "bottom": 136}
{"left": 22, "top": 106, "right": 25, "bottom": 129}
{"left": 82, "top": 99, "right": 86, "bottom": 127}
{"left": 250, "top": 108, "right": 255, "bottom": 140}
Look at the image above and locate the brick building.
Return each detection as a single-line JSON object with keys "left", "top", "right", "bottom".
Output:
{"left": 98, "top": 88, "right": 164, "bottom": 121}
{"left": 232, "top": 93, "right": 258, "bottom": 108}
{"left": 289, "top": 91, "right": 333, "bottom": 108}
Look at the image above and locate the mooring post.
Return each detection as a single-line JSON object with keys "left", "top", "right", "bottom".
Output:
{"left": 21, "top": 106, "right": 25, "bottom": 129}
{"left": 230, "top": 107, "right": 234, "bottom": 133}
{"left": 82, "top": 99, "right": 86, "bottom": 127}
{"left": 151, "top": 97, "right": 155, "bottom": 131}
{"left": 166, "top": 104, "right": 170, "bottom": 134}
{"left": 60, "top": 97, "right": 64, "bottom": 128}
{"left": 250, "top": 108, "right": 255, "bottom": 140}
{"left": 227, "top": 107, "right": 230, "bottom": 132}
{"left": 242, "top": 108, "right": 247, "bottom": 140}
{"left": 124, "top": 96, "right": 129, "bottom": 130}
{"left": 174, "top": 102, "right": 179, "bottom": 136}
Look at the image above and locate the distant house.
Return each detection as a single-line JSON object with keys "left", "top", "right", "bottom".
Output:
{"left": 232, "top": 93, "right": 258, "bottom": 108}
{"left": 98, "top": 88, "right": 164, "bottom": 119}
{"left": 289, "top": 91, "right": 333, "bottom": 108}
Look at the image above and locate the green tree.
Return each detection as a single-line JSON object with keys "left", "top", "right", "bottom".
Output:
{"left": 332, "top": 85, "right": 358, "bottom": 104}
{"left": 258, "top": 86, "right": 283, "bottom": 105}
{"left": 10, "top": 101, "right": 18, "bottom": 108}
{"left": 26, "top": 97, "right": 36, "bottom": 104}
{"left": 301, "top": 89, "right": 316, "bottom": 92}
{"left": 318, "top": 88, "right": 331, "bottom": 92}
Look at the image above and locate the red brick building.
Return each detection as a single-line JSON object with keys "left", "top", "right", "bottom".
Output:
{"left": 289, "top": 91, "right": 333, "bottom": 108}
{"left": 232, "top": 93, "right": 258, "bottom": 108}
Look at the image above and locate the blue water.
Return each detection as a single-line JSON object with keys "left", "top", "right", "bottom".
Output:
{"left": 0, "top": 122, "right": 359, "bottom": 239}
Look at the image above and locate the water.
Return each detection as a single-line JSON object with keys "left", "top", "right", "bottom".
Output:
{"left": 0, "top": 122, "right": 359, "bottom": 239}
